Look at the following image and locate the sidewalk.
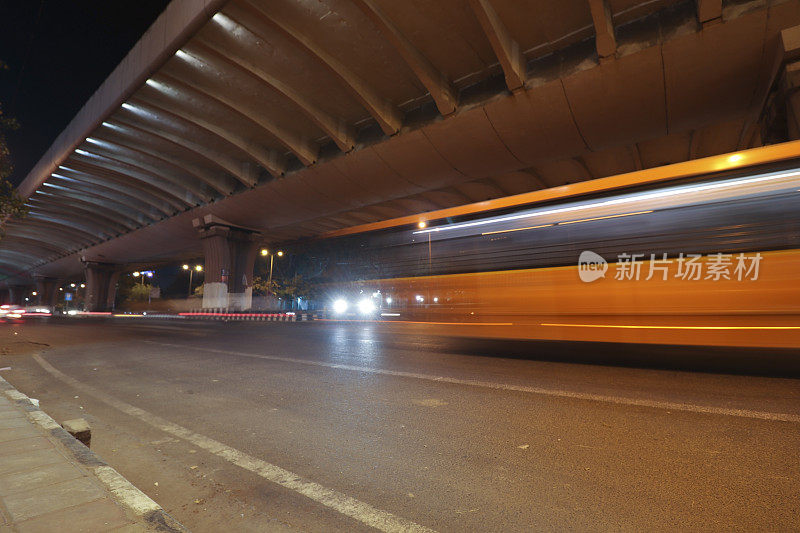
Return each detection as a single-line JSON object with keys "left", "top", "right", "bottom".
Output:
{"left": 0, "top": 376, "right": 187, "bottom": 533}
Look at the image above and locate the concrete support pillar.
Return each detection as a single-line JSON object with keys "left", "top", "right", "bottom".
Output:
{"left": 197, "top": 225, "right": 231, "bottom": 309}
{"left": 778, "top": 27, "right": 800, "bottom": 140}
{"left": 7, "top": 286, "right": 17, "bottom": 306}
{"left": 785, "top": 61, "right": 800, "bottom": 140}
{"left": 34, "top": 277, "right": 60, "bottom": 309}
{"left": 750, "top": 26, "right": 800, "bottom": 147}
{"left": 83, "top": 261, "right": 120, "bottom": 312}
{"left": 194, "top": 215, "right": 260, "bottom": 311}
{"left": 8, "top": 285, "right": 29, "bottom": 306}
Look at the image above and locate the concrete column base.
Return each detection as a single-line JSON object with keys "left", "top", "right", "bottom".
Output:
{"left": 202, "top": 282, "right": 229, "bottom": 309}
{"left": 227, "top": 288, "right": 253, "bottom": 311}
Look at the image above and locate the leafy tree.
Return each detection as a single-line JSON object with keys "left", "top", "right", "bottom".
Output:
{"left": 251, "top": 275, "right": 276, "bottom": 296}
{"left": 115, "top": 275, "right": 151, "bottom": 306}
{"left": 0, "top": 59, "right": 27, "bottom": 230}
{"left": 127, "top": 283, "right": 152, "bottom": 302}
{"left": 253, "top": 274, "right": 316, "bottom": 306}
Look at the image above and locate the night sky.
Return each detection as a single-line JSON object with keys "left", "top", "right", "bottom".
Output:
{"left": 0, "top": 0, "right": 171, "bottom": 187}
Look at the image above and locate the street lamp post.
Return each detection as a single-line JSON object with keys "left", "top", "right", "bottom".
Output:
{"left": 133, "top": 271, "right": 154, "bottom": 304}
{"left": 68, "top": 283, "right": 77, "bottom": 312}
{"left": 260, "top": 249, "right": 284, "bottom": 288}
{"left": 145, "top": 272, "right": 154, "bottom": 305}
{"left": 182, "top": 264, "right": 203, "bottom": 298}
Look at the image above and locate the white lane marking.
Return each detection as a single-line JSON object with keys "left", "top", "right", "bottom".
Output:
{"left": 120, "top": 324, "right": 208, "bottom": 335}
{"left": 147, "top": 341, "right": 800, "bottom": 424}
{"left": 32, "top": 354, "right": 435, "bottom": 533}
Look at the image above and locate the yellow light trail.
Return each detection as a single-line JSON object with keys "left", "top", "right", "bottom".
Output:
{"left": 318, "top": 319, "right": 514, "bottom": 326}
{"left": 557, "top": 210, "right": 653, "bottom": 225}
{"left": 541, "top": 323, "right": 800, "bottom": 330}
{"left": 482, "top": 223, "right": 552, "bottom": 236}
{"left": 480, "top": 211, "right": 653, "bottom": 235}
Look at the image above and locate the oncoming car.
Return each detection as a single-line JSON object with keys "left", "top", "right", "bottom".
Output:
{"left": 0, "top": 305, "right": 26, "bottom": 323}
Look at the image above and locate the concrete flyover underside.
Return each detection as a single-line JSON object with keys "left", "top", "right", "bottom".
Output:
{"left": 3, "top": 0, "right": 800, "bottom": 284}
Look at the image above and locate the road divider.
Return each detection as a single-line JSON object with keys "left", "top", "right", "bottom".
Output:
{"left": 179, "top": 310, "right": 316, "bottom": 321}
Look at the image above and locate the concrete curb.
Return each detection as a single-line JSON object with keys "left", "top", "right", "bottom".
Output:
{"left": 0, "top": 375, "right": 188, "bottom": 532}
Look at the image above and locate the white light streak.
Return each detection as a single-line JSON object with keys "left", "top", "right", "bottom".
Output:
{"left": 412, "top": 168, "right": 800, "bottom": 236}
{"left": 212, "top": 12, "right": 237, "bottom": 32}
{"left": 50, "top": 173, "right": 78, "bottom": 182}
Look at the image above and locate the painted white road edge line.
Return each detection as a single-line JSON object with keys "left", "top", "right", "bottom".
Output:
{"left": 32, "top": 353, "right": 436, "bottom": 533}
{"left": 146, "top": 341, "right": 800, "bottom": 424}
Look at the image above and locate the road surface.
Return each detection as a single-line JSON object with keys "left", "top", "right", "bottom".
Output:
{"left": 1, "top": 318, "right": 798, "bottom": 532}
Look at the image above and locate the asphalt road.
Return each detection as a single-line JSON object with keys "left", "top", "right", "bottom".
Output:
{"left": 1, "top": 318, "right": 798, "bottom": 532}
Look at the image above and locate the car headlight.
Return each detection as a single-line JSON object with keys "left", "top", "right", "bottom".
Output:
{"left": 357, "top": 299, "right": 375, "bottom": 314}
{"left": 332, "top": 299, "right": 348, "bottom": 314}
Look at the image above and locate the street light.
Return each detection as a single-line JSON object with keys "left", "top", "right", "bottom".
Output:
{"left": 183, "top": 264, "right": 203, "bottom": 298}
{"left": 260, "top": 249, "right": 284, "bottom": 288}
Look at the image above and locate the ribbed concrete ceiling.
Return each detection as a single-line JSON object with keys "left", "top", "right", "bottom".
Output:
{"left": 2, "top": 0, "right": 798, "bottom": 282}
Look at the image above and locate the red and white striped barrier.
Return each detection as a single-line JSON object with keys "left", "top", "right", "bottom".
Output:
{"left": 178, "top": 310, "right": 312, "bottom": 322}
